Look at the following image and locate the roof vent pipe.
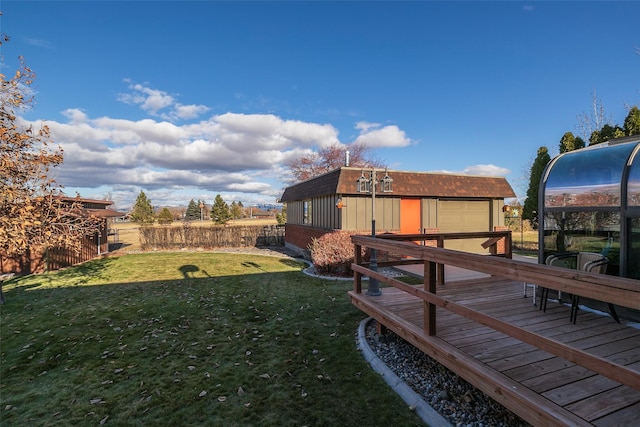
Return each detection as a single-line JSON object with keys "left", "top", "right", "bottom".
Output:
{"left": 345, "top": 150, "right": 350, "bottom": 167}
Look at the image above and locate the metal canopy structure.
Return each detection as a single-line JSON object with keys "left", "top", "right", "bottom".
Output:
{"left": 539, "top": 136, "right": 640, "bottom": 278}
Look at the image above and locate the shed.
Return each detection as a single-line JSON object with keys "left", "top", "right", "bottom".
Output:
{"left": 279, "top": 167, "right": 516, "bottom": 254}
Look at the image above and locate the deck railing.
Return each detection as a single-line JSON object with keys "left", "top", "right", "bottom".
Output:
{"left": 350, "top": 233, "right": 640, "bottom": 391}
{"left": 371, "top": 230, "right": 512, "bottom": 285}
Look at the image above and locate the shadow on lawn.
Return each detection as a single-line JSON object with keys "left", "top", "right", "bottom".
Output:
{"left": 178, "top": 264, "right": 200, "bottom": 278}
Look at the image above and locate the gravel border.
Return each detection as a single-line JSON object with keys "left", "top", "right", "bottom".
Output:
{"left": 361, "top": 318, "right": 530, "bottom": 427}
{"left": 357, "top": 317, "right": 452, "bottom": 427}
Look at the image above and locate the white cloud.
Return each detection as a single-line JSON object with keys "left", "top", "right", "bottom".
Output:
{"left": 355, "top": 121, "right": 380, "bottom": 132}
{"left": 172, "top": 104, "right": 210, "bottom": 120}
{"left": 354, "top": 123, "right": 412, "bottom": 148}
{"left": 462, "top": 164, "right": 511, "bottom": 176}
{"left": 428, "top": 164, "right": 510, "bottom": 177}
{"left": 25, "top": 37, "right": 55, "bottom": 49}
{"left": 22, "top": 81, "right": 494, "bottom": 207}
{"left": 22, "top": 83, "right": 350, "bottom": 206}
{"left": 118, "top": 81, "right": 209, "bottom": 122}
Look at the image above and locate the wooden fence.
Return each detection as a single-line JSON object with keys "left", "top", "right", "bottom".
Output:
{"left": 1, "top": 232, "right": 106, "bottom": 275}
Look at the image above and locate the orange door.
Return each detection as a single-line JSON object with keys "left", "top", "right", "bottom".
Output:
{"left": 400, "top": 199, "right": 421, "bottom": 235}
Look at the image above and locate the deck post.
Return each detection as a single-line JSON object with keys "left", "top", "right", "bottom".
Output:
{"left": 354, "top": 243, "right": 362, "bottom": 293}
{"left": 436, "top": 236, "right": 445, "bottom": 285}
{"left": 505, "top": 231, "right": 512, "bottom": 258}
{"left": 424, "top": 259, "right": 437, "bottom": 336}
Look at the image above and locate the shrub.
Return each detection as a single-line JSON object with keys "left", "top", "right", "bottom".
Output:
{"left": 309, "top": 230, "right": 368, "bottom": 276}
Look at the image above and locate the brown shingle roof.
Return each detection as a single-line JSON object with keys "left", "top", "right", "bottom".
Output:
{"left": 279, "top": 167, "right": 515, "bottom": 202}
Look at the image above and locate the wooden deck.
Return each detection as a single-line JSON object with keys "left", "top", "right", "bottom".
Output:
{"left": 349, "top": 234, "right": 640, "bottom": 427}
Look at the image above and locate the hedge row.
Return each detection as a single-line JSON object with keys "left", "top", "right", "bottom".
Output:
{"left": 139, "top": 224, "right": 285, "bottom": 250}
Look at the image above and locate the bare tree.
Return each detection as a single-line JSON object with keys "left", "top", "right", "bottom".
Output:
{"left": 287, "top": 141, "right": 385, "bottom": 183}
{"left": 575, "top": 91, "right": 614, "bottom": 143}
{"left": 1, "top": 37, "right": 101, "bottom": 290}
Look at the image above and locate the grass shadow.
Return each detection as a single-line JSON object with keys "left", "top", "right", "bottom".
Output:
{"left": 178, "top": 264, "right": 200, "bottom": 278}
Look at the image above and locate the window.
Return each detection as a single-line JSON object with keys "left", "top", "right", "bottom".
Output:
{"left": 303, "top": 199, "right": 312, "bottom": 224}
{"left": 542, "top": 211, "right": 620, "bottom": 270}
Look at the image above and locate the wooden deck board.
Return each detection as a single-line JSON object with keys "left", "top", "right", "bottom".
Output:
{"left": 566, "top": 385, "right": 640, "bottom": 421}
{"left": 593, "top": 401, "right": 640, "bottom": 426}
{"left": 349, "top": 277, "right": 640, "bottom": 426}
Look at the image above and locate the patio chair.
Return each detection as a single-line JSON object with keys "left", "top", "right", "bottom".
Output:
{"left": 539, "top": 252, "right": 619, "bottom": 323}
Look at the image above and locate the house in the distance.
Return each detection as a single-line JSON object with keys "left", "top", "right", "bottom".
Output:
{"left": 1, "top": 196, "right": 125, "bottom": 275}
{"left": 279, "top": 167, "right": 516, "bottom": 255}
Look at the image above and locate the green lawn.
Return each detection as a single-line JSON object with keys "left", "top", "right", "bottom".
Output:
{"left": 0, "top": 253, "right": 423, "bottom": 426}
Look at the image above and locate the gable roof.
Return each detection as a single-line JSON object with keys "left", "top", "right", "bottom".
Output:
{"left": 56, "top": 196, "right": 126, "bottom": 218}
{"left": 279, "top": 167, "right": 515, "bottom": 202}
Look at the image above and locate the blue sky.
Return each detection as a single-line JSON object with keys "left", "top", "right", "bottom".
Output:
{"left": 2, "top": 1, "right": 639, "bottom": 210}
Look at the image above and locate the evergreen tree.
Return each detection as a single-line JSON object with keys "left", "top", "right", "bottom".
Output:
{"left": 157, "top": 207, "right": 174, "bottom": 224}
{"left": 211, "top": 195, "right": 231, "bottom": 224}
{"left": 185, "top": 199, "right": 200, "bottom": 221}
{"left": 589, "top": 124, "right": 625, "bottom": 145}
{"left": 523, "top": 147, "right": 550, "bottom": 230}
{"left": 559, "top": 132, "right": 585, "bottom": 153}
{"left": 276, "top": 205, "right": 287, "bottom": 225}
{"left": 624, "top": 105, "right": 640, "bottom": 136}
{"left": 130, "top": 191, "right": 155, "bottom": 225}
{"left": 230, "top": 201, "right": 243, "bottom": 220}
